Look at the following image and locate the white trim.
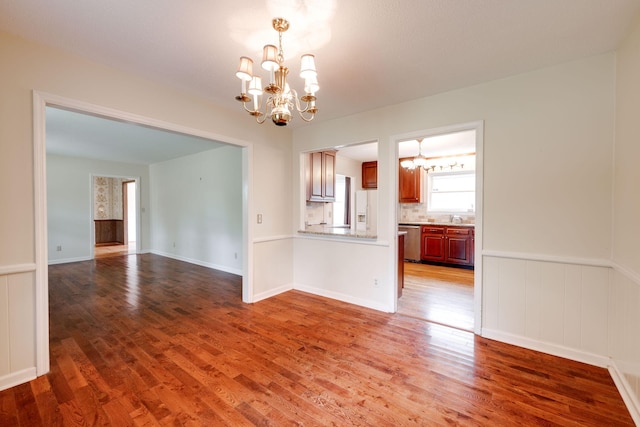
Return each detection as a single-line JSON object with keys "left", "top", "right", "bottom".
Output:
{"left": 47, "top": 256, "right": 93, "bottom": 265}
{"left": 253, "top": 284, "right": 293, "bottom": 302}
{"left": 609, "top": 362, "right": 640, "bottom": 426}
{"left": 33, "top": 91, "right": 50, "bottom": 376}
{"left": 253, "top": 234, "right": 294, "bottom": 243}
{"left": 481, "top": 328, "right": 611, "bottom": 368}
{"left": 0, "top": 264, "right": 36, "bottom": 275}
{"left": 611, "top": 261, "right": 640, "bottom": 286}
{"left": 482, "top": 249, "right": 611, "bottom": 268}
{"left": 32, "top": 90, "right": 255, "bottom": 380}
{"left": 0, "top": 368, "right": 37, "bottom": 392}
{"left": 150, "top": 250, "right": 242, "bottom": 276}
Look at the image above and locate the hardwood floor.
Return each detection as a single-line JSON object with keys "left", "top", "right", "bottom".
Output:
{"left": 94, "top": 242, "right": 136, "bottom": 258}
{"left": 398, "top": 263, "right": 474, "bottom": 331}
{"left": 0, "top": 254, "right": 633, "bottom": 426}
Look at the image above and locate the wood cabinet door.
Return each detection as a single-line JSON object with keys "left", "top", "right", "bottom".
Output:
{"left": 445, "top": 236, "right": 471, "bottom": 265}
{"left": 362, "top": 161, "right": 378, "bottom": 189}
{"left": 421, "top": 227, "right": 445, "bottom": 261}
{"left": 422, "top": 235, "right": 445, "bottom": 261}
{"left": 323, "top": 151, "right": 336, "bottom": 201}
{"left": 309, "top": 151, "right": 324, "bottom": 201}
{"left": 399, "top": 159, "right": 421, "bottom": 203}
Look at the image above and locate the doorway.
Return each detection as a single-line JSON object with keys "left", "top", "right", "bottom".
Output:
{"left": 395, "top": 121, "right": 483, "bottom": 334}
{"left": 33, "top": 92, "right": 253, "bottom": 376}
{"left": 124, "top": 180, "right": 137, "bottom": 251}
{"left": 93, "top": 177, "right": 139, "bottom": 258}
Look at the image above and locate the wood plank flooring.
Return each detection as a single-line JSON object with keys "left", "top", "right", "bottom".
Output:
{"left": 0, "top": 254, "right": 633, "bottom": 426}
{"left": 398, "top": 263, "right": 474, "bottom": 331}
{"left": 94, "top": 243, "right": 136, "bottom": 259}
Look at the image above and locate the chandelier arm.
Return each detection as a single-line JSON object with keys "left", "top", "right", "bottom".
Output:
{"left": 255, "top": 114, "right": 268, "bottom": 124}
{"left": 241, "top": 102, "right": 258, "bottom": 114}
{"left": 289, "top": 89, "right": 313, "bottom": 114}
{"left": 297, "top": 112, "right": 316, "bottom": 122}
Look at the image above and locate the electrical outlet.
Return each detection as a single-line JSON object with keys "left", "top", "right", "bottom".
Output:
{"left": 56, "top": 245, "right": 62, "bottom": 251}
{"left": 257, "top": 214, "right": 263, "bottom": 224}
{"left": 373, "top": 278, "right": 379, "bottom": 288}
{"left": 234, "top": 252, "right": 238, "bottom": 259}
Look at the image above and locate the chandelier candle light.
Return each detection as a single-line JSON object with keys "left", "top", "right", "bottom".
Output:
{"left": 235, "top": 17, "right": 319, "bottom": 126}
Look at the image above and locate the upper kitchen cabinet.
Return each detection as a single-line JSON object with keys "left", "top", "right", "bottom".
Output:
{"left": 361, "top": 161, "right": 377, "bottom": 189}
{"left": 307, "top": 150, "right": 336, "bottom": 202}
{"left": 399, "top": 157, "right": 421, "bottom": 203}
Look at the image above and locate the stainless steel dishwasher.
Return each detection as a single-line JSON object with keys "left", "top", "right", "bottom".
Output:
{"left": 398, "top": 225, "right": 421, "bottom": 262}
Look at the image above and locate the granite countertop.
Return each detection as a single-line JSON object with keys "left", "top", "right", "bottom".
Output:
{"left": 299, "top": 225, "right": 377, "bottom": 239}
{"left": 399, "top": 221, "right": 475, "bottom": 227}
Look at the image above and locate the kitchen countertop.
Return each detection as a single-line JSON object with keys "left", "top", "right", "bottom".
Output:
{"left": 299, "top": 225, "right": 377, "bottom": 239}
{"left": 399, "top": 222, "right": 475, "bottom": 227}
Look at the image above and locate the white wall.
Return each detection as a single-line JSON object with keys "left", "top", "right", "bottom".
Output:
{"left": 150, "top": 145, "right": 242, "bottom": 275}
{"left": 0, "top": 30, "right": 294, "bottom": 390}
{"left": 46, "top": 154, "right": 150, "bottom": 263}
{"left": 611, "top": 14, "right": 640, "bottom": 422}
{"left": 294, "top": 53, "right": 615, "bottom": 348}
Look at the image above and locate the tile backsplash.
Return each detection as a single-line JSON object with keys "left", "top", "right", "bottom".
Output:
{"left": 305, "top": 202, "right": 333, "bottom": 225}
{"left": 399, "top": 202, "right": 475, "bottom": 224}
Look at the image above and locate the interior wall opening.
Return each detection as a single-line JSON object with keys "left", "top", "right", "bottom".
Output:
{"left": 395, "top": 122, "right": 483, "bottom": 334}
{"left": 34, "top": 92, "right": 253, "bottom": 374}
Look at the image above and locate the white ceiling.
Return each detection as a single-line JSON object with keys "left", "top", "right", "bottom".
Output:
{"left": 2, "top": 1, "right": 639, "bottom": 161}
{"left": 337, "top": 130, "right": 476, "bottom": 163}
{"left": 46, "top": 107, "right": 224, "bottom": 164}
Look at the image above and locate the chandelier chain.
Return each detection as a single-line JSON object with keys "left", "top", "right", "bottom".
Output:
{"left": 278, "top": 30, "right": 284, "bottom": 65}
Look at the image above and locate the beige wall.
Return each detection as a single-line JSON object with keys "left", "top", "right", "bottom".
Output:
{"left": 292, "top": 52, "right": 615, "bottom": 313}
{"left": 612, "top": 13, "right": 640, "bottom": 419}
{"left": 0, "top": 30, "right": 294, "bottom": 388}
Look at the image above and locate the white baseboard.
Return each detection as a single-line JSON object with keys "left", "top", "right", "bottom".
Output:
{"left": 253, "top": 284, "right": 293, "bottom": 302}
{"left": 481, "top": 328, "right": 610, "bottom": 368}
{"left": 48, "top": 256, "right": 92, "bottom": 265}
{"left": 150, "top": 250, "right": 242, "bottom": 276}
{"left": 0, "top": 367, "right": 36, "bottom": 392}
{"left": 609, "top": 362, "right": 640, "bottom": 426}
{"left": 293, "top": 284, "right": 392, "bottom": 313}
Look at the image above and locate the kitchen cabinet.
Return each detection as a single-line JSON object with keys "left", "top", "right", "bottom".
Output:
{"left": 421, "top": 226, "right": 445, "bottom": 262}
{"left": 399, "top": 158, "right": 421, "bottom": 203}
{"left": 362, "top": 161, "right": 377, "bottom": 189}
{"left": 307, "top": 150, "right": 336, "bottom": 202}
{"left": 421, "top": 225, "right": 474, "bottom": 267}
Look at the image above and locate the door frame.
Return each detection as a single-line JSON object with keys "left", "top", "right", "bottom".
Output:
{"left": 90, "top": 175, "right": 141, "bottom": 257}
{"left": 392, "top": 120, "right": 484, "bottom": 335}
{"left": 33, "top": 91, "right": 254, "bottom": 375}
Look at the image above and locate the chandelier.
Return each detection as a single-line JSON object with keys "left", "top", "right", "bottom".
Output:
{"left": 400, "top": 139, "right": 428, "bottom": 170}
{"left": 401, "top": 138, "right": 472, "bottom": 172}
{"left": 234, "top": 18, "right": 319, "bottom": 126}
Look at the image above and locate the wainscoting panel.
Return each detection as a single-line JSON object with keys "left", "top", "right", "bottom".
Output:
{"left": 483, "top": 256, "right": 610, "bottom": 361}
{"left": 610, "top": 268, "right": 640, "bottom": 421}
{"left": 0, "top": 269, "right": 36, "bottom": 390}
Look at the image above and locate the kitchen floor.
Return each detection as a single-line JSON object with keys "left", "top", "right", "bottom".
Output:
{"left": 398, "top": 262, "right": 474, "bottom": 331}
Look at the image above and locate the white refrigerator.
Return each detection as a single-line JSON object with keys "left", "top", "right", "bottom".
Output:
{"left": 355, "top": 190, "right": 377, "bottom": 234}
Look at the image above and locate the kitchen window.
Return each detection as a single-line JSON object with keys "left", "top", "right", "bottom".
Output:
{"left": 427, "top": 171, "right": 475, "bottom": 213}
